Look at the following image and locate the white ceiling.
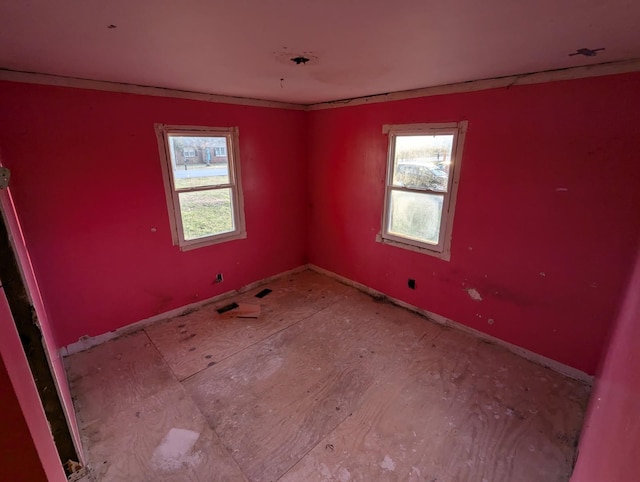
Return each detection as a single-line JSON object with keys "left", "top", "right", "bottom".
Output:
{"left": 1, "top": 0, "right": 639, "bottom": 104}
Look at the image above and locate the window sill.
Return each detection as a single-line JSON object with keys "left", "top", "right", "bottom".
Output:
{"left": 178, "top": 230, "right": 247, "bottom": 251}
{"left": 375, "top": 233, "right": 450, "bottom": 261}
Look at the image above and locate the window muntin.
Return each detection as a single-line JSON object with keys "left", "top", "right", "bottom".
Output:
{"left": 155, "top": 125, "right": 245, "bottom": 250}
{"left": 381, "top": 122, "right": 466, "bottom": 260}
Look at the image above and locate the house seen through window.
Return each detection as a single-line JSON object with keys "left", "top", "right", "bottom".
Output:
{"left": 155, "top": 125, "right": 246, "bottom": 250}
{"left": 380, "top": 122, "right": 467, "bottom": 260}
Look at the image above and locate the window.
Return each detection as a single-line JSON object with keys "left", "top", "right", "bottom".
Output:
{"left": 182, "top": 147, "right": 197, "bottom": 158}
{"left": 379, "top": 122, "right": 467, "bottom": 260}
{"left": 155, "top": 124, "right": 246, "bottom": 250}
{"left": 213, "top": 146, "right": 227, "bottom": 157}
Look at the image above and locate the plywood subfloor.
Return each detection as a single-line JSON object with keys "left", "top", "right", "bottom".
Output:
{"left": 66, "top": 270, "right": 590, "bottom": 481}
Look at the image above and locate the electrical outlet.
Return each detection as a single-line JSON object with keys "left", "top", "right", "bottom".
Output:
{"left": 408, "top": 278, "right": 416, "bottom": 289}
{"left": 215, "top": 273, "right": 223, "bottom": 283}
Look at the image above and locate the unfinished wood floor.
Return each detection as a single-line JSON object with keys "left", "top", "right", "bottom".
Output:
{"left": 66, "top": 270, "right": 590, "bottom": 482}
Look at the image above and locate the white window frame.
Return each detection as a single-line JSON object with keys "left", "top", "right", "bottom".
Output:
{"left": 378, "top": 121, "right": 467, "bottom": 261}
{"left": 155, "top": 124, "right": 246, "bottom": 251}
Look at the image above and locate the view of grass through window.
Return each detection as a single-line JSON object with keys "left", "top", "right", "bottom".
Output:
{"left": 168, "top": 134, "right": 234, "bottom": 240}
{"left": 179, "top": 189, "right": 234, "bottom": 240}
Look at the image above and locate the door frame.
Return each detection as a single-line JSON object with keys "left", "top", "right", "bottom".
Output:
{"left": 0, "top": 174, "right": 83, "bottom": 478}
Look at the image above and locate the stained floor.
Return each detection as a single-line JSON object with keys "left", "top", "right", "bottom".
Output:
{"left": 65, "top": 269, "right": 590, "bottom": 481}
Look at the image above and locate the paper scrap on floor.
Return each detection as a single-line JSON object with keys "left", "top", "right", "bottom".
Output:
{"left": 234, "top": 303, "right": 261, "bottom": 318}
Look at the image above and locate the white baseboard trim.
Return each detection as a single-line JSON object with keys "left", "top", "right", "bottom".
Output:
{"left": 62, "top": 262, "right": 593, "bottom": 384}
{"left": 308, "top": 264, "right": 593, "bottom": 385}
{"left": 60, "top": 265, "right": 308, "bottom": 357}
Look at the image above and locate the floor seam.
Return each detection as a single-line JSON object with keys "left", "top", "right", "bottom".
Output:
{"left": 143, "top": 330, "right": 251, "bottom": 481}
{"left": 179, "top": 296, "right": 345, "bottom": 384}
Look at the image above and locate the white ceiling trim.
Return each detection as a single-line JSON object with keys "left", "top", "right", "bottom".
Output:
{"left": 1, "top": 58, "right": 639, "bottom": 112}
{"left": 309, "top": 58, "right": 640, "bottom": 110}
{"left": 0, "top": 69, "right": 305, "bottom": 111}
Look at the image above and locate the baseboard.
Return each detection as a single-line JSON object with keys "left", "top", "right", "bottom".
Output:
{"left": 308, "top": 264, "right": 593, "bottom": 385}
{"left": 60, "top": 265, "right": 309, "bottom": 357}
{"left": 62, "top": 262, "right": 593, "bottom": 384}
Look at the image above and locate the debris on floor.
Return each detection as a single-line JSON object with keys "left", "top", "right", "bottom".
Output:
{"left": 255, "top": 288, "right": 272, "bottom": 298}
{"left": 217, "top": 302, "right": 239, "bottom": 314}
{"left": 234, "top": 303, "right": 261, "bottom": 318}
{"left": 217, "top": 301, "right": 261, "bottom": 318}
{"left": 65, "top": 460, "right": 83, "bottom": 474}
{"left": 65, "top": 460, "right": 90, "bottom": 482}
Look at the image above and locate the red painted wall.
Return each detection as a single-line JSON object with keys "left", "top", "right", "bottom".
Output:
{"left": 307, "top": 72, "right": 640, "bottom": 375}
{"left": 0, "top": 82, "right": 308, "bottom": 347}
{"left": 0, "top": 355, "right": 47, "bottom": 482}
{"left": 1, "top": 73, "right": 639, "bottom": 376}
{"left": 571, "top": 248, "right": 640, "bottom": 481}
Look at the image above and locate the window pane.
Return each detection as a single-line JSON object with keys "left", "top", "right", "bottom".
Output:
{"left": 168, "top": 135, "right": 230, "bottom": 189}
{"left": 179, "top": 189, "right": 234, "bottom": 241}
{"left": 388, "top": 190, "right": 443, "bottom": 245}
{"left": 392, "top": 135, "right": 454, "bottom": 192}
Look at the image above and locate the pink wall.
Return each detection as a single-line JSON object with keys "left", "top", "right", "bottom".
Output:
{"left": 1, "top": 73, "right": 639, "bottom": 375}
{"left": 571, "top": 247, "right": 640, "bottom": 480}
{"left": 307, "top": 72, "right": 640, "bottom": 375}
{"left": 0, "top": 81, "right": 308, "bottom": 347}
{"left": 1, "top": 72, "right": 639, "bottom": 478}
